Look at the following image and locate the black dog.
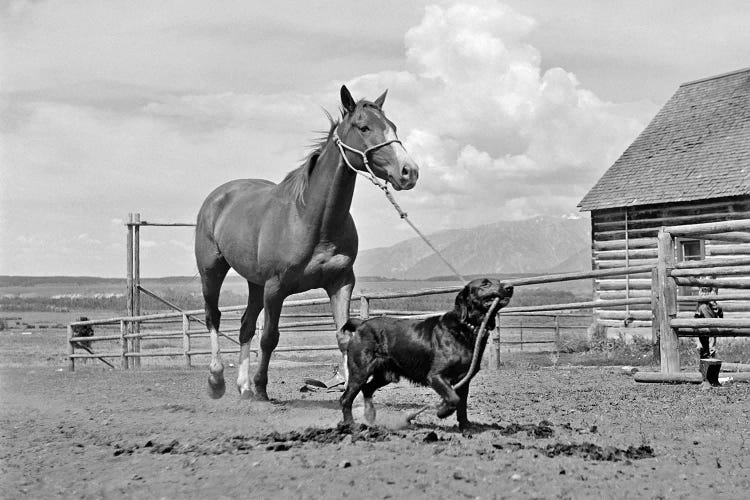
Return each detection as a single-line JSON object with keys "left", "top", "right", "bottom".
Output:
{"left": 338, "top": 278, "right": 513, "bottom": 429}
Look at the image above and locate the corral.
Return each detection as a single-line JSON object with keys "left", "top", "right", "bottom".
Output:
{"left": 4, "top": 219, "right": 750, "bottom": 497}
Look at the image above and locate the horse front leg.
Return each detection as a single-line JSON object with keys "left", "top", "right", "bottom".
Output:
{"left": 253, "top": 284, "right": 284, "bottom": 401}
{"left": 237, "top": 283, "right": 264, "bottom": 399}
{"left": 327, "top": 274, "right": 354, "bottom": 385}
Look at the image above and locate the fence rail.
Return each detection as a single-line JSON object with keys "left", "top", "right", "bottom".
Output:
{"left": 69, "top": 257, "right": 641, "bottom": 371}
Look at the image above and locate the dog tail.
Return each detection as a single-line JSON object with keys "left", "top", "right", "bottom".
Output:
{"left": 336, "top": 319, "right": 362, "bottom": 351}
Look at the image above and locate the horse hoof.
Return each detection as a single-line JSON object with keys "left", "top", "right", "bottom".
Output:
{"left": 253, "top": 390, "right": 270, "bottom": 402}
{"left": 207, "top": 375, "right": 226, "bottom": 399}
{"left": 238, "top": 388, "right": 254, "bottom": 400}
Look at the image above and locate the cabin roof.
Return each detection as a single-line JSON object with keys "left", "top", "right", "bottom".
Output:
{"left": 578, "top": 67, "right": 750, "bottom": 211}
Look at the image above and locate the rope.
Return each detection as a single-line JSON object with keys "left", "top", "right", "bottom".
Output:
{"left": 334, "top": 132, "right": 465, "bottom": 282}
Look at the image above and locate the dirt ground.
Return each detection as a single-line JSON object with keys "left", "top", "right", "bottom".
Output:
{"left": 1, "top": 350, "right": 749, "bottom": 500}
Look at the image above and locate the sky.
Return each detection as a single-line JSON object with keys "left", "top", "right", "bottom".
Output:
{"left": 2, "top": 0, "right": 749, "bottom": 277}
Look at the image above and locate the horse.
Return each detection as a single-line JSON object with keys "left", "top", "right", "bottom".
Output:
{"left": 195, "top": 85, "right": 420, "bottom": 400}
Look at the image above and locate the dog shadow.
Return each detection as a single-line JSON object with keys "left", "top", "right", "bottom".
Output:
{"left": 406, "top": 420, "right": 501, "bottom": 436}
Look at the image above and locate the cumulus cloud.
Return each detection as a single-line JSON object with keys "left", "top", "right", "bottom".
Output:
{"left": 344, "top": 1, "right": 655, "bottom": 231}
{"left": 0, "top": 0, "right": 658, "bottom": 276}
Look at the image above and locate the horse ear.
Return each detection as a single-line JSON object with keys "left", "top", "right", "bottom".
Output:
{"left": 340, "top": 85, "right": 356, "bottom": 113}
{"left": 374, "top": 89, "right": 388, "bottom": 109}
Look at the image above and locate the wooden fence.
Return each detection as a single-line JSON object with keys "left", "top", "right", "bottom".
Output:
{"left": 655, "top": 219, "right": 750, "bottom": 374}
{"left": 67, "top": 263, "right": 648, "bottom": 371}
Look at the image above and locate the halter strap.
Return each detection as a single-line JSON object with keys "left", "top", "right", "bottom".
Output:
{"left": 332, "top": 131, "right": 402, "bottom": 189}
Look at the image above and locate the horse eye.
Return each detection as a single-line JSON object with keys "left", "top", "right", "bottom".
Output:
{"left": 359, "top": 125, "right": 370, "bottom": 133}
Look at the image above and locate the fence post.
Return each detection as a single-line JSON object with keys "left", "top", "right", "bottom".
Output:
{"left": 360, "top": 296, "right": 370, "bottom": 319}
{"left": 494, "top": 326, "right": 501, "bottom": 369}
{"left": 120, "top": 320, "right": 128, "bottom": 369}
{"left": 650, "top": 267, "right": 661, "bottom": 362}
{"left": 182, "top": 314, "right": 191, "bottom": 368}
{"left": 67, "top": 325, "right": 75, "bottom": 372}
{"left": 554, "top": 315, "right": 561, "bottom": 351}
{"left": 519, "top": 319, "right": 524, "bottom": 351}
{"left": 133, "top": 212, "right": 141, "bottom": 368}
{"left": 657, "top": 229, "right": 679, "bottom": 373}
{"left": 126, "top": 213, "right": 134, "bottom": 369}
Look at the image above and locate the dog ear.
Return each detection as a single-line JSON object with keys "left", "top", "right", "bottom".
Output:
{"left": 455, "top": 285, "right": 470, "bottom": 323}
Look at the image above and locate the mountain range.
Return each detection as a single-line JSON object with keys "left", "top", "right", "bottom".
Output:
{"left": 354, "top": 215, "right": 591, "bottom": 279}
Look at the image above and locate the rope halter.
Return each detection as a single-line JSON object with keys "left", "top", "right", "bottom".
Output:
{"left": 333, "top": 131, "right": 402, "bottom": 190}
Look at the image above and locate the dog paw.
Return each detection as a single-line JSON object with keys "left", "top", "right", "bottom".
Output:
{"left": 436, "top": 404, "right": 456, "bottom": 419}
{"left": 458, "top": 420, "right": 475, "bottom": 435}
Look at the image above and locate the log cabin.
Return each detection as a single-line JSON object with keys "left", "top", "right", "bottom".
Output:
{"left": 578, "top": 67, "right": 750, "bottom": 332}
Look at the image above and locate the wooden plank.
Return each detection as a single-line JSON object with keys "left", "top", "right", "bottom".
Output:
{"left": 499, "top": 297, "right": 650, "bottom": 314}
{"left": 594, "top": 206, "right": 750, "bottom": 230}
{"left": 70, "top": 353, "right": 123, "bottom": 359}
{"left": 707, "top": 244, "right": 750, "bottom": 256}
{"left": 70, "top": 334, "right": 122, "bottom": 342}
{"left": 503, "top": 265, "right": 653, "bottom": 287}
{"left": 137, "top": 221, "right": 196, "bottom": 227}
{"left": 593, "top": 237, "right": 657, "bottom": 250}
{"left": 704, "top": 232, "right": 750, "bottom": 243}
{"left": 133, "top": 212, "right": 141, "bottom": 369}
{"left": 596, "top": 279, "right": 652, "bottom": 290}
{"left": 651, "top": 268, "right": 660, "bottom": 359}
{"left": 673, "top": 277, "right": 750, "bottom": 289}
{"left": 597, "top": 290, "right": 652, "bottom": 300}
{"left": 360, "top": 296, "right": 370, "bottom": 320}
{"left": 671, "top": 266, "right": 750, "bottom": 277}
{"left": 596, "top": 259, "right": 656, "bottom": 269}
{"left": 722, "top": 363, "right": 750, "bottom": 372}
{"left": 120, "top": 320, "right": 128, "bottom": 370}
{"left": 667, "top": 219, "right": 750, "bottom": 237}
{"left": 658, "top": 230, "right": 679, "bottom": 374}
{"left": 598, "top": 319, "right": 652, "bottom": 328}
{"left": 67, "top": 325, "right": 75, "bottom": 372}
{"left": 674, "top": 256, "right": 750, "bottom": 269}
{"left": 594, "top": 248, "right": 658, "bottom": 260}
{"left": 597, "top": 310, "right": 652, "bottom": 321}
{"left": 674, "top": 328, "right": 750, "bottom": 336}
{"left": 126, "top": 213, "right": 133, "bottom": 370}
{"left": 671, "top": 317, "right": 750, "bottom": 329}
{"left": 677, "top": 293, "right": 750, "bottom": 302}
{"left": 594, "top": 303, "right": 652, "bottom": 311}
{"left": 182, "top": 315, "right": 191, "bottom": 368}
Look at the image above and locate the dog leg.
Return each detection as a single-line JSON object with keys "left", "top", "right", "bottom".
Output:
{"left": 361, "top": 373, "right": 389, "bottom": 425}
{"left": 455, "top": 383, "right": 471, "bottom": 430}
{"left": 430, "top": 375, "right": 460, "bottom": 419}
{"left": 340, "top": 373, "right": 366, "bottom": 426}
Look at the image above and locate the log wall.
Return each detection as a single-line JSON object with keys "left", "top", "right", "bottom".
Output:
{"left": 590, "top": 196, "right": 750, "bottom": 328}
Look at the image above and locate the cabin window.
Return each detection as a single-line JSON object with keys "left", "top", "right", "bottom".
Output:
{"left": 677, "top": 239, "right": 705, "bottom": 296}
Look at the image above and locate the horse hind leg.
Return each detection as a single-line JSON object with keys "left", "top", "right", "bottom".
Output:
{"left": 198, "top": 257, "right": 230, "bottom": 399}
{"left": 252, "top": 282, "right": 284, "bottom": 401}
{"left": 237, "top": 282, "right": 263, "bottom": 400}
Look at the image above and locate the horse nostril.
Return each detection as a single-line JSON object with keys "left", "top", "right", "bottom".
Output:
{"left": 401, "top": 165, "right": 410, "bottom": 178}
{"left": 504, "top": 285, "right": 514, "bottom": 295}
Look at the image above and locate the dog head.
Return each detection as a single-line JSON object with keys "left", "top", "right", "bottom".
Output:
{"left": 454, "top": 278, "right": 513, "bottom": 329}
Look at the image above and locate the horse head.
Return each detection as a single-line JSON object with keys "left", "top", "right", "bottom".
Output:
{"left": 336, "top": 85, "right": 419, "bottom": 191}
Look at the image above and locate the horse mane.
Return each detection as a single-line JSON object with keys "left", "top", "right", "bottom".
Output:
{"left": 278, "top": 110, "right": 341, "bottom": 204}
